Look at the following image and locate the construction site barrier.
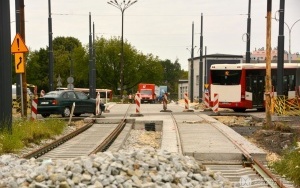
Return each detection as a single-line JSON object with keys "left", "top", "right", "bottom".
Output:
{"left": 161, "top": 93, "right": 172, "bottom": 112}
{"left": 163, "top": 93, "right": 167, "bottom": 111}
{"left": 95, "top": 92, "right": 101, "bottom": 115}
{"left": 130, "top": 92, "right": 144, "bottom": 117}
{"left": 135, "top": 92, "right": 141, "bottom": 114}
{"left": 184, "top": 92, "right": 189, "bottom": 110}
{"left": 204, "top": 92, "right": 209, "bottom": 108}
{"left": 273, "top": 95, "right": 300, "bottom": 116}
{"left": 212, "top": 93, "right": 219, "bottom": 113}
{"left": 31, "top": 99, "right": 38, "bottom": 120}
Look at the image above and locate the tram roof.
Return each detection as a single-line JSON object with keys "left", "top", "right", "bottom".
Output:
{"left": 210, "top": 63, "right": 300, "bottom": 70}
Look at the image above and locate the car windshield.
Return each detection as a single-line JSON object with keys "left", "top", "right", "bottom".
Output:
{"left": 44, "top": 91, "right": 61, "bottom": 97}
{"left": 141, "top": 90, "right": 152, "bottom": 95}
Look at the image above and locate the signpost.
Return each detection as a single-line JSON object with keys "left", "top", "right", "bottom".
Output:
{"left": 11, "top": 33, "right": 29, "bottom": 116}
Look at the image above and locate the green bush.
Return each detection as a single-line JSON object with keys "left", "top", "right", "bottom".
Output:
{"left": 0, "top": 119, "right": 66, "bottom": 154}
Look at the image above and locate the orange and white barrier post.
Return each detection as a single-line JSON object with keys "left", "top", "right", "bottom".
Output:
{"left": 212, "top": 93, "right": 219, "bottom": 113}
{"left": 130, "top": 92, "right": 144, "bottom": 117}
{"left": 163, "top": 93, "right": 167, "bottom": 111}
{"left": 204, "top": 91, "right": 209, "bottom": 108}
{"left": 135, "top": 92, "right": 141, "bottom": 114}
{"left": 184, "top": 92, "right": 189, "bottom": 110}
{"left": 183, "top": 92, "right": 194, "bottom": 112}
{"left": 95, "top": 92, "right": 101, "bottom": 115}
{"left": 31, "top": 99, "right": 38, "bottom": 120}
{"left": 160, "top": 92, "right": 172, "bottom": 112}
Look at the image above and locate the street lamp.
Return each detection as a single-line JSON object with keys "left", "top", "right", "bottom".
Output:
{"left": 275, "top": 14, "right": 300, "bottom": 63}
{"left": 107, "top": 0, "right": 137, "bottom": 99}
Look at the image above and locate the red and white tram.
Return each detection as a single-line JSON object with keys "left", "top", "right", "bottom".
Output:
{"left": 208, "top": 63, "right": 300, "bottom": 112}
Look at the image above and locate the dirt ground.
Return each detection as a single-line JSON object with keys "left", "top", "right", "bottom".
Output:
{"left": 212, "top": 115, "right": 300, "bottom": 162}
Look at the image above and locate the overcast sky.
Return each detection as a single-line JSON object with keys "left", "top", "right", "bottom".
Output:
{"left": 10, "top": 0, "right": 300, "bottom": 70}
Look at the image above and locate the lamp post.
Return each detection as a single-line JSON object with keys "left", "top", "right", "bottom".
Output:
{"left": 107, "top": 0, "right": 137, "bottom": 99}
{"left": 284, "top": 19, "right": 300, "bottom": 63}
{"left": 275, "top": 15, "right": 300, "bottom": 63}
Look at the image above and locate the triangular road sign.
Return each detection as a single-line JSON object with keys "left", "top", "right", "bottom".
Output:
{"left": 11, "top": 33, "right": 29, "bottom": 53}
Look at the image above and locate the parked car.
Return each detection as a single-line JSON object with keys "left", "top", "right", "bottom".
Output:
{"left": 37, "top": 90, "right": 105, "bottom": 118}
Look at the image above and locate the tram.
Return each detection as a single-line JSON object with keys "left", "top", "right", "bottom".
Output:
{"left": 208, "top": 63, "right": 300, "bottom": 112}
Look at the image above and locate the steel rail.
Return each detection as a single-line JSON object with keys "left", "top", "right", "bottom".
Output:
{"left": 195, "top": 114, "right": 287, "bottom": 188}
{"left": 22, "top": 104, "right": 133, "bottom": 159}
{"left": 170, "top": 112, "right": 183, "bottom": 154}
{"left": 89, "top": 119, "right": 126, "bottom": 154}
{"left": 22, "top": 120, "right": 94, "bottom": 159}
{"left": 90, "top": 103, "right": 132, "bottom": 153}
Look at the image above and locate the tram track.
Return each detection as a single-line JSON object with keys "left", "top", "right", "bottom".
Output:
{"left": 190, "top": 113, "right": 293, "bottom": 188}
{"left": 22, "top": 105, "right": 132, "bottom": 160}
{"left": 20, "top": 104, "right": 294, "bottom": 187}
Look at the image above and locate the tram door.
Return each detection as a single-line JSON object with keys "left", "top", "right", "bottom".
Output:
{"left": 249, "top": 76, "right": 265, "bottom": 108}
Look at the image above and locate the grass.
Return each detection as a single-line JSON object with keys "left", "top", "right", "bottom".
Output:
{"left": 264, "top": 121, "right": 300, "bottom": 186}
{"left": 0, "top": 119, "right": 66, "bottom": 154}
{"left": 270, "top": 148, "right": 300, "bottom": 186}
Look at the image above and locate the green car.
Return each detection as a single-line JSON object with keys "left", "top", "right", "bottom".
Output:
{"left": 37, "top": 90, "right": 105, "bottom": 118}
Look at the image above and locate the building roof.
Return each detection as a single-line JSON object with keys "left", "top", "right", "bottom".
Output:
{"left": 188, "top": 54, "right": 243, "bottom": 61}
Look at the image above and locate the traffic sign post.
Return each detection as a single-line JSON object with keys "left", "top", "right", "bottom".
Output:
{"left": 11, "top": 33, "right": 29, "bottom": 117}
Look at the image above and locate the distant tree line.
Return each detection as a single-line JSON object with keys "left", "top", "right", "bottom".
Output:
{"left": 12, "top": 36, "right": 188, "bottom": 98}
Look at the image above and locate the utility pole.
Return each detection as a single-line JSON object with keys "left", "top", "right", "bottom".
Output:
{"left": 190, "top": 22, "right": 194, "bottom": 103}
{"left": 48, "top": 0, "right": 54, "bottom": 91}
{"left": 277, "top": 0, "right": 285, "bottom": 96}
{"left": 246, "top": 0, "right": 251, "bottom": 63}
{"left": 199, "top": 13, "right": 203, "bottom": 102}
{"left": 89, "top": 13, "right": 95, "bottom": 98}
{"left": 0, "top": 0, "right": 12, "bottom": 130}
{"left": 16, "top": 0, "right": 28, "bottom": 116}
{"left": 15, "top": 0, "right": 21, "bottom": 112}
{"left": 93, "top": 22, "right": 96, "bottom": 97}
{"left": 265, "top": 0, "right": 272, "bottom": 128}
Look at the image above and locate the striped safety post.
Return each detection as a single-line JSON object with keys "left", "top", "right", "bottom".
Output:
{"left": 135, "top": 92, "right": 141, "bottom": 114}
{"left": 163, "top": 93, "right": 168, "bottom": 111}
{"left": 204, "top": 92, "right": 209, "bottom": 108}
{"left": 212, "top": 93, "right": 219, "bottom": 113}
{"left": 31, "top": 99, "right": 38, "bottom": 120}
{"left": 184, "top": 92, "right": 189, "bottom": 110}
{"left": 95, "top": 92, "right": 100, "bottom": 115}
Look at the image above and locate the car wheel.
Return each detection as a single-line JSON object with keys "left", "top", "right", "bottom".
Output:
{"left": 41, "top": 114, "right": 50, "bottom": 118}
{"left": 74, "top": 113, "right": 81, "bottom": 117}
{"left": 62, "top": 107, "right": 71, "bottom": 117}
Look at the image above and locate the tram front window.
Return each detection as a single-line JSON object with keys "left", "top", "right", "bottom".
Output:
{"left": 211, "top": 70, "right": 242, "bottom": 85}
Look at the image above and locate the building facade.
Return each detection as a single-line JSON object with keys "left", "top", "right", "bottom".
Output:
{"left": 178, "top": 79, "right": 188, "bottom": 100}
{"left": 251, "top": 47, "right": 300, "bottom": 62}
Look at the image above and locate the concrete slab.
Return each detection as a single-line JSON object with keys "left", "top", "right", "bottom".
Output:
{"left": 198, "top": 114, "right": 267, "bottom": 162}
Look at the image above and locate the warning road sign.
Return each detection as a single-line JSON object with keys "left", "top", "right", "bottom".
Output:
{"left": 15, "top": 53, "right": 25, "bottom": 73}
{"left": 11, "top": 33, "right": 28, "bottom": 53}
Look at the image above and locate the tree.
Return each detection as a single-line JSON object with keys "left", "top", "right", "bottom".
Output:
{"left": 52, "top": 37, "right": 84, "bottom": 88}
{"left": 26, "top": 48, "right": 50, "bottom": 92}
{"left": 160, "top": 58, "right": 185, "bottom": 96}
{"left": 94, "top": 37, "right": 163, "bottom": 95}
{"left": 25, "top": 36, "right": 188, "bottom": 99}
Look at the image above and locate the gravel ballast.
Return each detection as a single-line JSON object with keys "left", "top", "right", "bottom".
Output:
{"left": 0, "top": 148, "right": 232, "bottom": 188}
